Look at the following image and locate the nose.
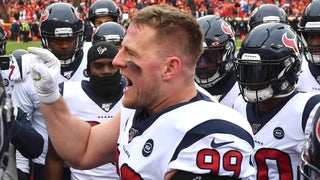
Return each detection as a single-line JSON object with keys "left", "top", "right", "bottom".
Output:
{"left": 58, "top": 39, "right": 73, "bottom": 50}
{"left": 101, "top": 66, "right": 114, "bottom": 76}
{"left": 112, "top": 48, "right": 126, "bottom": 68}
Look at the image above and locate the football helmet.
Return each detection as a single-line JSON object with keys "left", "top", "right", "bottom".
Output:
{"left": 88, "top": 0, "right": 121, "bottom": 25}
{"left": 0, "top": 71, "right": 12, "bottom": 178}
{"left": 235, "top": 22, "right": 301, "bottom": 103}
{"left": 299, "top": 0, "right": 320, "bottom": 65}
{"left": 91, "top": 22, "right": 125, "bottom": 47}
{"left": 39, "top": 2, "right": 84, "bottom": 66}
{"left": 299, "top": 109, "right": 320, "bottom": 180}
{"left": 0, "top": 26, "right": 7, "bottom": 56}
{"left": 194, "top": 15, "right": 235, "bottom": 88}
{"left": 248, "top": 4, "right": 288, "bottom": 31}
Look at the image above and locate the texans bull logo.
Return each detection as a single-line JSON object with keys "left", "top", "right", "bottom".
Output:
{"left": 221, "top": 22, "right": 235, "bottom": 41}
{"left": 282, "top": 32, "right": 300, "bottom": 59}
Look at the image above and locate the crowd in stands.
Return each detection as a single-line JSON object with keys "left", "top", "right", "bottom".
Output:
{"left": 0, "top": 0, "right": 313, "bottom": 40}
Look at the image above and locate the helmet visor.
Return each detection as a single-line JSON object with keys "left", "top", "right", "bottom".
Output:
{"left": 235, "top": 58, "right": 282, "bottom": 84}
{"left": 196, "top": 48, "right": 225, "bottom": 79}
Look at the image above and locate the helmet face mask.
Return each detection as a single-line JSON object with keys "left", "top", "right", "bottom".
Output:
{"left": 300, "top": 31, "right": 320, "bottom": 65}
{"left": 235, "top": 55, "right": 296, "bottom": 102}
{"left": 47, "top": 36, "right": 78, "bottom": 62}
{"left": 304, "top": 45, "right": 320, "bottom": 65}
{"left": 235, "top": 23, "right": 301, "bottom": 103}
{"left": 195, "top": 15, "right": 235, "bottom": 89}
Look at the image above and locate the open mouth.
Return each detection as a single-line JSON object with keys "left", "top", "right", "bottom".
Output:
{"left": 123, "top": 75, "right": 133, "bottom": 91}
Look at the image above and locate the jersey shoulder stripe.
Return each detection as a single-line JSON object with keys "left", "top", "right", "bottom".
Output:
{"left": 170, "top": 119, "right": 254, "bottom": 162}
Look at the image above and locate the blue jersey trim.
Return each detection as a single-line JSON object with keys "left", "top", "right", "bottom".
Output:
{"left": 171, "top": 119, "right": 254, "bottom": 162}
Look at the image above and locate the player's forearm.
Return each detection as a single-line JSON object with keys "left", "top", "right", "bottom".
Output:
{"left": 45, "top": 140, "right": 65, "bottom": 180}
{"left": 40, "top": 96, "right": 92, "bottom": 166}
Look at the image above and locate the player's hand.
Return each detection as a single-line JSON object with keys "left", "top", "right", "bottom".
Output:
{"left": 27, "top": 47, "right": 60, "bottom": 104}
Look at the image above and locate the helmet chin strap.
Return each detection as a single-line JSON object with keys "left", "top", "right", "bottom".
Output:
{"left": 274, "top": 86, "right": 296, "bottom": 98}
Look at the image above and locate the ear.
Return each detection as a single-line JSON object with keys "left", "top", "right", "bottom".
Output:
{"left": 162, "top": 56, "right": 181, "bottom": 80}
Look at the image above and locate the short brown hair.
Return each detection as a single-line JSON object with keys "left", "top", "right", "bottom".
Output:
{"left": 131, "top": 5, "right": 204, "bottom": 65}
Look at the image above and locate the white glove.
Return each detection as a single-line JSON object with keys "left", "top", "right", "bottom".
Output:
{"left": 27, "top": 47, "right": 61, "bottom": 104}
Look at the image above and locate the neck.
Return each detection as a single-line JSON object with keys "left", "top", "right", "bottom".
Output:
{"left": 148, "top": 80, "right": 197, "bottom": 116}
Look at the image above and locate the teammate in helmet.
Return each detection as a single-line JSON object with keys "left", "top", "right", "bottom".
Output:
{"left": 88, "top": 0, "right": 122, "bottom": 28}
{"left": 233, "top": 22, "right": 320, "bottom": 179}
{"left": 0, "top": 49, "right": 44, "bottom": 179}
{"left": 83, "top": 0, "right": 121, "bottom": 43}
{"left": 45, "top": 22, "right": 125, "bottom": 179}
{"left": 248, "top": 4, "right": 288, "bottom": 31}
{"left": 195, "top": 15, "right": 239, "bottom": 107}
{"left": 299, "top": 107, "right": 320, "bottom": 180}
{"left": 297, "top": 0, "right": 320, "bottom": 93}
{"left": 82, "top": 0, "right": 123, "bottom": 56}
{"left": 12, "top": 3, "right": 89, "bottom": 180}
{"left": 91, "top": 21, "right": 124, "bottom": 49}
{"left": 0, "top": 26, "right": 45, "bottom": 179}
{"left": 39, "top": 2, "right": 84, "bottom": 67}
{"left": 45, "top": 5, "right": 125, "bottom": 179}
{"left": 91, "top": 22, "right": 125, "bottom": 48}
{"left": 27, "top": 5, "right": 255, "bottom": 179}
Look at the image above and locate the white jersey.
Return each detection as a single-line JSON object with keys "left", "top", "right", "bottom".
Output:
{"left": 11, "top": 50, "right": 89, "bottom": 168}
{"left": 62, "top": 80, "right": 121, "bottom": 180}
{"left": 198, "top": 73, "right": 240, "bottom": 108}
{"left": 296, "top": 58, "right": 320, "bottom": 92}
{"left": 117, "top": 92, "right": 256, "bottom": 179}
{"left": 233, "top": 92, "right": 320, "bottom": 180}
{"left": 219, "top": 82, "right": 240, "bottom": 108}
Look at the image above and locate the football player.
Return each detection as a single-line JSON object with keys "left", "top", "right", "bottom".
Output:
{"left": 88, "top": 0, "right": 122, "bottom": 28}
{"left": 62, "top": 41, "right": 123, "bottom": 180}
{"left": 195, "top": 15, "right": 239, "bottom": 107}
{"left": 297, "top": 0, "right": 320, "bottom": 93}
{"left": 91, "top": 21, "right": 125, "bottom": 48}
{"left": 11, "top": 3, "right": 89, "bottom": 180}
{"left": 233, "top": 22, "right": 320, "bottom": 179}
{"left": 27, "top": 5, "right": 256, "bottom": 179}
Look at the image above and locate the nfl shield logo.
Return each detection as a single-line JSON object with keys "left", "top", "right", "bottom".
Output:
{"left": 102, "top": 103, "right": 111, "bottom": 112}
